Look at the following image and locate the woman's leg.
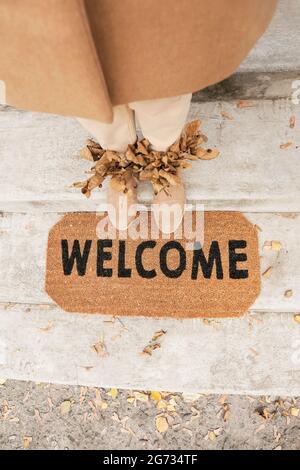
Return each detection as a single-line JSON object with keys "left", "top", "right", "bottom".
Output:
{"left": 129, "top": 94, "right": 192, "bottom": 151}
{"left": 130, "top": 94, "right": 192, "bottom": 233}
{"left": 77, "top": 104, "right": 136, "bottom": 152}
{"left": 77, "top": 105, "right": 138, "bottom": 230}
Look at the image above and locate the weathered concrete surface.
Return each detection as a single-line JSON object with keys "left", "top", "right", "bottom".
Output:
{"left": 0, "top": 380, "right": 299, "bottom": 450}
{"left": 239, "top": 0, "right": 300, "bottom": 73}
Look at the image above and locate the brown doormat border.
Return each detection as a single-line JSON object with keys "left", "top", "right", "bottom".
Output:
{"left": 45, "top": 211, "right": 260, "bottom": 318}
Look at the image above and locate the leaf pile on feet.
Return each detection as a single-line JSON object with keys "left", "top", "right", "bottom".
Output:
{"left": 74, "top": 120, "right": 220, "bottom": 198}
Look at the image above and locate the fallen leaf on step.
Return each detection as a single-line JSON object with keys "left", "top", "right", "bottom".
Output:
{"left": 133, "top": 391, "right": 149, "bottom": 403}
{"left": 151, "top": 391, "right": 162, "bottom": 402}
{"left": 294, "top": 314, "right": 300, "bottom": 324}
{"left": 92, "top": 338, "right": 108, "bottom": 357}
{"left": 80, "top": 147, "right": 94, "bottom": 161}
{"left": 290, "top": 407, "right": 299, "bottom": 417}
{"left": 289, "top": 115, "right": 296, "bottom": 129}
{"left": 280, "top": 142, "right": 293, "bottom": 149}
{"left": 263, "top": 240, "right": 282, "bottom": 251}
{"left": 221, "top": 111, "right": 234, "bottom": 120}
{"left": 182, "top": 392, "right": 201, "bottom": 402}
{"left": 23, "top": 436, "right": 32, "bottom": 449}
{"left": 237, "top": 100, "right": 254, "bottom": 108}
{"left": 284, "top": 289, "right": 293, "bottom": 298}
{"left": 142, "top": 343, "right": 161, "bottom": 356}
{"left": 196, "top": 147, "right": 220, "bottom": 160}
{"left": 156, "top": 416, "right": 169, "bottom": 433}
{"left": 77, "top": 120, "right": 214, "bottom": 198}
{"left": 0, "top": 378, "right": 7, "bottom": 385}
{"left": 262, "top": 267, "right": 273, "bottom": 278}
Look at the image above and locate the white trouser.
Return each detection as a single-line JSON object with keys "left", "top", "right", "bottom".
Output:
{"left": 77, "top": 94, "right": 192, "bottom": 152}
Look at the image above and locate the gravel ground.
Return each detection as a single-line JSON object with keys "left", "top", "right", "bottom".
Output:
{"left": 0, "top": 380, "right": 299, "bottom": 450}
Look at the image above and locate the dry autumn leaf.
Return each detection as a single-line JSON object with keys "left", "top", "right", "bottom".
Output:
{"left": 284, "top": 289, "right": 293, "bottom": 298}
{"left": 271, "top": 240, "right": 282, "bottom": 251}
{"left": 280, "top": 142, "right": 293, "bottom": 149}
{"left": 23, "top": 436, "right": 32, "bottom": 449}
{"left": 290, "top": 407, "right": 299, "bottom": 417}
{"left": 237, "top": 100, "right": 253, "bottom": 108}
{"left": 155, "top": 416, "right": 169, "bottom": 433}
{"left": 80, "top": 147, "right": 93, "bottom": 161}
{"left": 152, "top": 330, "right": 167, "bottom": 342}
{"left": 133, "top": 391, "right": 149, "bottom": 403}
{"left": 151, "top": 391, "right": 162, "bottom": 402}
{"left": 289, "top": 116, "right": 296, "bottom": 129}
{"left": 221, "top": 111, "right": 234, "bottom": 120}
{"left": 294, "top": 314, "right": 300, "bottom": 324}
{"left": 92, "top": 339, "right": 108, "bottom": 357}
{"left": 107, "top": 388, "right": 118, "bottom": 400}
{"left": 262, "top": 266, "right": 273, "bottom": 278}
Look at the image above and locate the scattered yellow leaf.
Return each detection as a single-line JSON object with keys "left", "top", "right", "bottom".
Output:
{"left": 23, "top": 436, "right": 32, "bottom": 449}
{"left": 127, "top": 397, "right": 135, "bottom": 404}
{"left": 150, "top": 391, "right": 162, "bottom": 402}
{"left": 156, "top": 416, "right": 169, "bottom": 433}
{"left": 290, "top": 407, "right": 299, "bottom": 417}
{"left": 294, "top": 314, "right": 300, "bottom": 324}
{"left": 60, "top": 400, "right": 72, "bottom": 415}
{"left": 284, "top": 289, "right": 293, "bottom": 298}
{"left": 0, "top": 378, "right": 7, "bottom": 385}
{"left": 208, "top": 431, "right": 216, "bottom": 441}
{"left": 107, "top": 388, "right": 118, "bottom": 400}
{"left": 152, "top": 330, "right": 167, "bottom": 342}
{"left": 271, "top": 240, "right": 282, "bottom": 251}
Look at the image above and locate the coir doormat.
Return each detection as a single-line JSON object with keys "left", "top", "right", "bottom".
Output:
{"left": 45, "top": 212, "right": 260, "bottom": 318}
